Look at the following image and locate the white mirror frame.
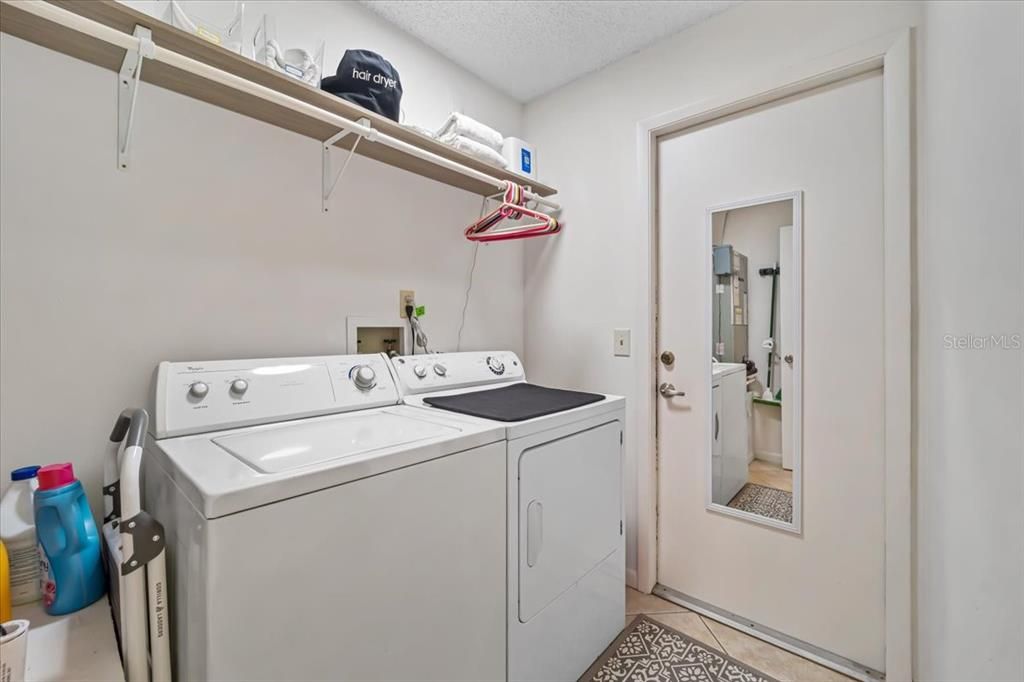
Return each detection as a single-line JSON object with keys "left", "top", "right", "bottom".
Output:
{"left": 704, "top": 190, "right": 803, "bottom": 534}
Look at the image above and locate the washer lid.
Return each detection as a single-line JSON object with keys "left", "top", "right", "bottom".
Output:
{"left": 213, "top": 413, "right": 460, "bottom": 473}
{"left": 149, "top": 406, "right": 506, "bottom": 519}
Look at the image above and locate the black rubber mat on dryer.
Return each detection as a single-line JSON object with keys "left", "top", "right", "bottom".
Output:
{"left": 423, "top": 383, "right": 604, "bottom": 422}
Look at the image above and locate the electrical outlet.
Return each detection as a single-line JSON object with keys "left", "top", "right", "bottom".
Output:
{"left": 400, "top": 290, "right": 415, "bottom": 318}
{"left": 614, "top": 328, "right": 631, "bottom": 357}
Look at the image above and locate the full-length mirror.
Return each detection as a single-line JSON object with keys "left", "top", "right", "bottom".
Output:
{"left": 707, "top": 192, "right": 802, "bottom": 531}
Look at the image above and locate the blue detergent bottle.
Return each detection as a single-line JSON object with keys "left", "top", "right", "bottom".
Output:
{"left": 34, "top": 463, "right": 105, "bottom": 615}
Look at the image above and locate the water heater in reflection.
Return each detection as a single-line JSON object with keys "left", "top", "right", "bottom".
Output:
{"left": 713, "top": 245, "right": 748, "bottom": 363}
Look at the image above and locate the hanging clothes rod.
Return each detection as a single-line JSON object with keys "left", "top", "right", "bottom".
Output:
{"left": 16, "top": 0, "right": 561, "bottom": 212}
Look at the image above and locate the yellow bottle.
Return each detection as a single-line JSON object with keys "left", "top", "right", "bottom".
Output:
{"left": 0, "top": 539, "right": 12, "bottom": 622}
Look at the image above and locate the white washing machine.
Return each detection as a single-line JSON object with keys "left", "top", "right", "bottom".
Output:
{"left": 388, "top": 351, "right": 626, "bottom": 682}
{"left": 142, "top": 353, "right": 509, "bottom": 682}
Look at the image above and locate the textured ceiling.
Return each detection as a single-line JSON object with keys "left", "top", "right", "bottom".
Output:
{"left": 360, "top": 1, "right": 741, "bottom": 102}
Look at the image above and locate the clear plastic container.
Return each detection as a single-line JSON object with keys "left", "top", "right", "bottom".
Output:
{"left": 0, "top": 466, "right": 41, "bottom": 604}
{"left": 166, "top": 0, "right": 245, "bottom": 55}
{"left": 254, "top": 14, "right": 325, "bottom": 86}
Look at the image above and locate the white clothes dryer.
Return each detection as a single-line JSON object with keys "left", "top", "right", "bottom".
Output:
{"left": 388, "top": 351, "right": 626, "bottom": 682}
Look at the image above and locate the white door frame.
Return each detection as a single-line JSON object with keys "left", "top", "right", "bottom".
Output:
{"left": 634, "top": 29, "right": 913, "bottom": 680}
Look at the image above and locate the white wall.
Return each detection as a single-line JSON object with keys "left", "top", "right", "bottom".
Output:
{"left": 914, "top": 3, "right": 1024, "bottom": 680}
{"left": 0, "top": 0, "right": 524, "bottom": 519}
{"left": 523, "top": 1, "right": 1023, "bottom": 679}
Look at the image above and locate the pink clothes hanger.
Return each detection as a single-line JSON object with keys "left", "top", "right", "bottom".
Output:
{"left": 464, "top": 181, "right": 562, "bottom": 242}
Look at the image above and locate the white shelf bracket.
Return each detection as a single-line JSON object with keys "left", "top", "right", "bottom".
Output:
{"left": 117, "top": 25, "right": 155, "bottom": 171}
{"left": 322, "top": 117, "right": 373, "bottom": 212}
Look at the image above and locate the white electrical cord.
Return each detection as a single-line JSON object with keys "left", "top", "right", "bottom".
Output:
{"left": 457, "top": 195, "right": 491, "bottom": 351}
{"left": 409, "top": 313, "right": 430, "bottom": 353}
{"left": 456, "top": 244, "right": 480, "bottom": 351}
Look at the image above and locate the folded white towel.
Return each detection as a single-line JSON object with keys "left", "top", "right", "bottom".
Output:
{"left": 436, "top": 113, "right": 504, "bottom": 152}
{"left": 441, "top": 134, "right": 509, "bottom": 169}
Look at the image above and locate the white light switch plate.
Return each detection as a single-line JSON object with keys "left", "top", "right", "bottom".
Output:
{"left": 614, "top": 328, "right": 631, "bottom": 357}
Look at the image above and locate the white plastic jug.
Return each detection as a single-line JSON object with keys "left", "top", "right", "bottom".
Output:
{"left": 0, "top": 467, "right": 42, "bottom": 604}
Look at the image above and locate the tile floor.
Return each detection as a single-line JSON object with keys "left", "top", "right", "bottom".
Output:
{"left": 748, "top": 459, "right": 793, "bottom": 492}
{"left": 625, "top": 587, "right": 854, "bottom": 682}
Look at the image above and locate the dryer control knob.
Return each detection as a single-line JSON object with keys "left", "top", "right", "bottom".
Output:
{"left": 413, "top": 365, "right": 428, "bottom": 379}
{"left": 188, "top": 381, "right": 209, "bottom": 399}
{"left": 433, "top": 364, "right": 448, "bottom": 377}
{"left": 230, "top": 379, "right": 249, "bottom": 396}
{"left": 352, "top": 365, "right": 377, "bottom": 391}
{"left": 486, "top": 356, "right": 505, "bottom": 375}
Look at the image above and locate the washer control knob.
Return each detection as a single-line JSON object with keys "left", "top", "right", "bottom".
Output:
{"left": 230, "top": 379, "right": 249, "bottom": 397}
{"left": 413, "top": 365, "right": 428, "bottom": 379}
{"left": 188, "top": 381, "right": 209, "bottom": 399}
{"left": 352, "top": 365, "right": 377, "bottom": 391}
{"left": 486, "top": 356, "right": 505, "bottom": 375}
{"left": 433, "top": 364, "right": 448, "bottom": 377}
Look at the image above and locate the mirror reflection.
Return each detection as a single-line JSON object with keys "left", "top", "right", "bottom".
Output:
{"left": 709, "top": 194, "right": 800, "bottom": 529}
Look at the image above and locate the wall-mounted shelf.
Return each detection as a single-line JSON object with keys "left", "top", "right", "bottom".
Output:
{"left": 0, "top": 0, "right": 558, "bottom": 202}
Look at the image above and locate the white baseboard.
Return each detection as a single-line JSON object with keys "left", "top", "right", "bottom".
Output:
{"left": 754, "top": 451, "right": 783, "bottom": 466}
{"left": 626, "top": 567, "right": 638, "bottom": 590}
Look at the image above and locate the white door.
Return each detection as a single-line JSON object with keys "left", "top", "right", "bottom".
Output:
{"left": 656, "top": 72, "right": 885, "bottom": 670}
{"left": 779, "top": 225, "right": 794, "bottom": 471}
{"left": 518, "top": 422, "right": 621, "bottom": 622}
{"left": 509, "top": 419, "right": 624, "bottom": 682}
